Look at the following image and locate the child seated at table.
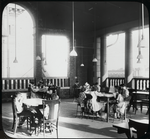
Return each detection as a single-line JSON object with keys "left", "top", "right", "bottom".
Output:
{"left": 84, "top": 85, "right": 106, "bottom": 118}
{"left": 15, "top": 92, "right": 43, "bottom": 127}
{"left": 113, "top": 87, "right": 126, "bottom": 118}
{"left": 51, "top": 90, "right": 59, "bottom": 100}
{"left": 77, "top": 86, "right": 86, "bottom": 113}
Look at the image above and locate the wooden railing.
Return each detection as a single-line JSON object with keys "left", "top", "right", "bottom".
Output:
{"left": 107, "top": 77, "right": 125, "bottom": 87}
{"left": 132, "top": 77, "right": 149, "bottom": 91}
{"left": 107, "top": 77, "right": 149, "bottom": 91}
{"left": 2, "top": 77, "right": 35, "bottom": 92}
{"left": 2, "top": 77, "right": 70, "bottom": 92}
{"left": 2, "top": 77, "right": 148, "bottom": 92}
{"left": 43, "top": 77, "right": 70, "bottom": 88}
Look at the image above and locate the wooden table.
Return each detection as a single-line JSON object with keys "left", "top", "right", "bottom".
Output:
{"left": 132, "top": 91, "right": 149, "bottom": 113}
{"left": 23, "top": 98, "right": 45, "bottom": 106}
{"left": 103, "top": 93, "right": 114, "bottom": 122}
{"left": 113, "top": 119, "right": 149, "bottom": 138}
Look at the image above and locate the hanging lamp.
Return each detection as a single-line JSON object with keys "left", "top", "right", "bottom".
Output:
{"left": 13, "top": 4, "right": 18, "bottom": 63}
{"left": 80, "top": 48, "right": 84, "bottom": 66}
{"left": 92, "top": 4, "right": 98, "bottom": 62}
{"left": 36, "top": 3, "right": 41, "bottom": 61}
{"left": 137, "top": 58, "right": 141, "bottom": 63}
{"left": 70, "top": 2, "right": 77, "bottom": 56}
{"left": 44, "top": 35, "right": 47, "bottom": 65}
{"left": 137, "top": 47, "right": 143, "bottom": 59}
{"left": 137, "top": 3, "right": 147, "bottom": 48}
{"left": 36, "top": 56, "right": 41, "bottom": 60}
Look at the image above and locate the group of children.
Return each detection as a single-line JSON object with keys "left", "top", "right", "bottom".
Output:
{"left": 29, "top": 81, "right": 59, "bottom": 100}
{"left": 15, "top": 81, "right": 60, "bottom": 129}
{"left": 76, "top": 82, "right": 130, "bottom": 119}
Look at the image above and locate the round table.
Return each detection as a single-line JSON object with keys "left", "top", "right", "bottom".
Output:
{"left": 23, "top": 98, "right": 45, "bottom": 106}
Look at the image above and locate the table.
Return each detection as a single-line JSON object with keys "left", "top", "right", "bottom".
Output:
{"left": 132, "top": 91, "right": 149, "bottom": 113}
{"left": 103, "top": 93, "right": 114, "bottom": 122}
{"left": 113, "top": 119, "right": 149, "bottom": 138}
{"left": 23, "top": 98, "right": 45, "bottom": 106}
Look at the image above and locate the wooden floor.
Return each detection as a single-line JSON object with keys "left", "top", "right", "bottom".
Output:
{"left": 1, "top": 99, "right": 149, "bottom": 138}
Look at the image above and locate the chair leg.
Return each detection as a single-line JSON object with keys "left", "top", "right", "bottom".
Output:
{"left": 56, "top": 126, "right": 58, "bottom": 138}
{"left": 76, "top": 104, "right": 79, "bottom": 117}
{"left": 12, "top": 117, "right": 15, "bottom": 130}
{"left": 13, "top": 118, "right": 19, "bottom": 134}
{"left": 140, "top": 103, "right": 143, "bottom": 113}
{"left": 146, "top": 107, "right": 149, "bottom": 115}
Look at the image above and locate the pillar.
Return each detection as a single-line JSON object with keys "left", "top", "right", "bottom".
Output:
{"left": 100, "top": 35, "right": 108, "bottom": 87}
{"left": 69, "top": 39, "right": 77, "bottom": 97}
{"left": 34, "top": 27, "right": 42, "bottom": 85}
{"left": 125, "top": 29, "right": 133, "bottom": 87}
{"left": 95, "top": 37, "right": 101, "bottom": 85}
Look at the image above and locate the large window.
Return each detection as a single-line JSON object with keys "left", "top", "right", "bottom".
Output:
{"left": 107, "top": 32, "right": 125, "bottom": 77}
{"left": 2, "top": 4, "right": 33, "bottom": 78}
{"left": 132, "top": 27, "right": 149, "bottom": 77}
{"left": 106, "top": 27, "right": 149, "bottom": 78}
{"left": 42, "top": 35, "right": 69, "bottom": 77}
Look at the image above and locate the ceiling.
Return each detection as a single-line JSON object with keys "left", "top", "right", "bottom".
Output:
{"left": 8, "top": 1, "right": 149, "bottom": 33}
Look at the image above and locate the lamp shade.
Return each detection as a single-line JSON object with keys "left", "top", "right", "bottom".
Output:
{"left": 80, "top": 63, "right": 84, "bottom": 66}
{"left": 70, "top": 48, "right": 77, "bottom": 56}
{"left": 92, "top": 58, "right": 98, "bottom": 62}
{"left": 13, "top": 57, "right": 18, "bottom": 63}
{"left": 137, "top": 53, "right": 143, "bottom": 59}
{"left": 36, "top": 56, "right": 41, "bottom": 60}
{"left": 137, "top": 58, "right": 141, "bottom": 63}
{"left": 137, "top": 37, "right": 147, "bottom": 48}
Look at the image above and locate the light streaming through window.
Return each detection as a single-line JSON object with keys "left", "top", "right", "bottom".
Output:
{"left": 42, "top": 35, "right": 69, "bottom": 77}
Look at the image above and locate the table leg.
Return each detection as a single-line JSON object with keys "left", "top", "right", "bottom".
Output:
{"left": 107, "top": 97, "right": 109, "bottom": 122}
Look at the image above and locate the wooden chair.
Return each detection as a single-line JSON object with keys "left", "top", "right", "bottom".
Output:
{"left": 112, "top": 91, "right": 132, "bottom": 122}
{"left": 128, "top": 119, "right": 149, "bottom": 138}
{"left": 76, "top": 103, "right": 84, "bottom": 118}
{"left": 11, "top": 95, "right": 31, "bottom": 134}
{"left": 112, "top": 101, "right": 130, "bottom": 122}
{"left": 42, "top": 99, "right": 60, "bottom": 138}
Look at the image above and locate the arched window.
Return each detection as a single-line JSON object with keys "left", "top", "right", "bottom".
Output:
{"left": 2, "top": 3, "right": 34, "bottom": 77}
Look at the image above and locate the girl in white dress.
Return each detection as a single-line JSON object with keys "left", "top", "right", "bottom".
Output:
{"left": 85, "top": 85, "right": 105, "bottom": 116}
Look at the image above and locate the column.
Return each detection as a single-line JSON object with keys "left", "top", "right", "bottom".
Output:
{"left": 96, "top": 37, "right": 101, "bottom": 85}
{"left": 34, "top": 27, "right": 42, "bottom": 85}
{"left": 100, "top": 35, "right": 108, "bottom": 87}
{"left": 125, "top": 29, "right": 133, "bottom": 87}
{"left": 69, "top": 39, "right": 77, "bottom": 97}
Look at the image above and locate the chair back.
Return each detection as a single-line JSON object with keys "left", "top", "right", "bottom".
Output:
{"left": 128, "top": 119, "right": 149, "bottom": 138}
{"left": 43, "top": 100, "right": 60, "bottom": 121}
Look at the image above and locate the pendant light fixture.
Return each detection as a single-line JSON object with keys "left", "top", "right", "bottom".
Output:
{"left": 13, "top": 4, "right": 18, "bottom": 63}
{"left": 137, "top": 58, "right": 141, "bottom": 63}
{"left": 36, "top": 3, "right": 41, "bottom": 61}
{"left": 137, "top": 47, "right": 143, "bottom": 59}
{"left": 70, "top": 2, "right": 77, "bottom": 56}
{"left": 36, "top": 56, "right": 41, "bottom": 60}
{"left": 44, "top": 35, "right": 47, "bottom": 65}
{"left": 137, "top": 3, "right": 147, "bottom": 48}
{"left": 92, "top": 4, "right": 98, "bottom": 62}
{"left": 80, "top": 48, "right": 84, "bottom": 66}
